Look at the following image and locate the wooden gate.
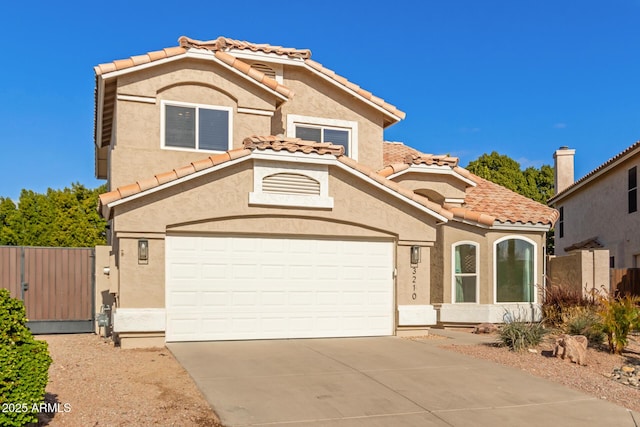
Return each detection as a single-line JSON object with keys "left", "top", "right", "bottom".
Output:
{"left": 0, "top": 246, "right": 94, "bottom": 334}
{"left": 610, "top": 268, "right": 640, "bottom": 297}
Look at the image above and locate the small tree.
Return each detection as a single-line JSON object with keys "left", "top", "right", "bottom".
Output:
{"left": 597, "top": 294, "right": 640, "bottom": 354}
{"left": 0, "top": 289, "right": 52, "bottom": 427}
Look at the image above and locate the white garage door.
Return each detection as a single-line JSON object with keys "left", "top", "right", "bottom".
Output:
{"left": 165, "top": 235, "right": 394, "bottom": 342}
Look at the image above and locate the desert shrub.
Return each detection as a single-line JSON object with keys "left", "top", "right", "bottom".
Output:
{"left": 597, "top": 293, "right": 640, "bottom": 354}
{"left": 542, "top": 284, "right": 597, "bottom": 327}
{"left": 498, "top": 311, "right": 548, "bottom": 351}
{"left": 562, "top": 306, "right": 604, "bottom": 346}
{"left": 0, "top": 289, "right": 52, "bottom": 427}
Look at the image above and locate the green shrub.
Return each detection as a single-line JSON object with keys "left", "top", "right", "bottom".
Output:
{"left": 498, "top": 311, "right": 547, "bottom": 351}
{"left": 0, "top": 289, "right": 52, "bottom": 427}
{"left": 597, "top": 293, "right": 640, "bottom": 354}
{"left": 562, "top": 306, "right": 604, "bottom": 346}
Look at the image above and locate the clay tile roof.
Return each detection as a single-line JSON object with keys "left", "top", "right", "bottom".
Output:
{"left": 179, "top": 36, "right": 312, "bottom": 59}
{"left": 383, "top": 142, "right": 423, "bottom": 165}
{"left": 304, "top": 59, "right": 405, "bottom": 120}
{"left": 462, "top": 174, "right": 559, "bottom": 226}
{"left": 243, "top": 135, "right": 345, "bottom": 156}
{"left": 382, "top": 142, "right": 558, "bottom": 227}
{"left": 564, "top": 237, "right": 603, "bottom": 252}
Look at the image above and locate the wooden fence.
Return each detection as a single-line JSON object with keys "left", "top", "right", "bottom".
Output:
{"left": 610, "top": 268, "right": 640, "bottom": 297}
{"left": 0, "top": 246, "right": 95, "bottom": 333}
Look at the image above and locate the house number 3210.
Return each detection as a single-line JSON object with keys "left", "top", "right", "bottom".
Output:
{"left": 411, "top": 266, "right": 417, "bottom": 300}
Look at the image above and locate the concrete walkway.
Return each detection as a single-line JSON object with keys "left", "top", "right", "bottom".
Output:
{"left": 168, "top": 331, "right": 640, "bottom": 427}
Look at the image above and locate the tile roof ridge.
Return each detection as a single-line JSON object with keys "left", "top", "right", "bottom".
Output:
{"left": 405, "top": 153, "right": 460, "bottom": 167}
{"left": 304, "top": 59, "right": 406, "bottom": 120}
{"left": 179, "top": 35, "right": 312, "bottom": 59}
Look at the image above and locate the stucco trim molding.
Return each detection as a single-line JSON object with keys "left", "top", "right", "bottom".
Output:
{"left": 387, "top": 165, "right": 477, "bottom": 188}
{"left": 438, "top": 303, "right": 541, "bottom": 323}
{"left": 113, "top": 308, "right": 166, "bottom": 332}
{"left": 398, "top": 305, "right": 437, "bottom": 326}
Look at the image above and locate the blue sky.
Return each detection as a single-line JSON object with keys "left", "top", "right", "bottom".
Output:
{"left": 1, "top": 1, "right": 639, "bottom": 201}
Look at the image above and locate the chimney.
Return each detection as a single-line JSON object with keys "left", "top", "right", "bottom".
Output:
{"left": 554, "top": 146, "right": 575, "bottom": 194}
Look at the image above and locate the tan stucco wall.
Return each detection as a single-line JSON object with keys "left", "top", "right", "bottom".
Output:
{"left": 554, "top": 154, "right": 640, "bottom": 268}
{"left": 547, "top": 249, "right": 610, "bottom": 295}
{"left": 435, "top": 222, "right": 547, "bottom": 305}
{"left": 396, "top": 244, "right": 432, "bottom": 306}
{"left": 278, "top": 67, "right": 386, "bottom": 169}
{"left": 110, "top": 159, "right": 439, "bottom": 308}
{"left": 109, "top": 59, "right": 277, "bottom": 189}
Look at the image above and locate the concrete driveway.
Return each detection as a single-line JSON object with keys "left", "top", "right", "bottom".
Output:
{"left": 168, "top": 334, "right": 640, "bottom": 427}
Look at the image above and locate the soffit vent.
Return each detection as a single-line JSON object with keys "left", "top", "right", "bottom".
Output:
{"left": 263, "top": 173, "right": 320, "bottom": 195}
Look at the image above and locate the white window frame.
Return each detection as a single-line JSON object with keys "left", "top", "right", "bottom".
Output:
{"left": 286, "top": 114, "right": 358, "bottom": 160}
{"left": 161, "top": 100, "right": 233, "bottom": 153}
{"left": 451, "top": 241, "right": 479, "bottom": 304}
{"left": 493, "top": 235, "right": 537, "bottom": 304}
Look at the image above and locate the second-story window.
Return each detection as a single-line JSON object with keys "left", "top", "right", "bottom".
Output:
{"left": 162, "top": 101, "right": 232, "bottom": 152}
{"left": 629, "top": 166, "right": 637, "bottom": 214}
{"left": 287, "top": 114, "right": 358, "bottom": 159}
{"left": 295, "top": 125, "right": 350, "bottom": 155}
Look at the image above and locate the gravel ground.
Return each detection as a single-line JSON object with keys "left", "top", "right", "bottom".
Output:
{"left": 431, "top": 331, "right": 640, "bottom": 414}
{"left": 30, "top": 332, "right": 640, "bottom": 426}
{"left": 36, "top": 334, "right": 222, "bottom": 427}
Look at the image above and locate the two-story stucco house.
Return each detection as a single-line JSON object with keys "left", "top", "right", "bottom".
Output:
{"left": 549, "top": 143, "right": 640, "bottom": 268}
{"left": 94, "top": 36, "right": 558, "bottom": 348}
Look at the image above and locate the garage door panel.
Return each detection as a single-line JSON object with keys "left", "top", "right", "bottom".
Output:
{"left": 166, "top": 236, "right": 394, "bottom": 342}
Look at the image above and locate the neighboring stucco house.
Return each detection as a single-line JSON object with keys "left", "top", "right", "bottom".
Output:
{"left": 549, "top": 143, "right": 640, "bottom": 268}
{"left": 94, "top": 36, "right": 558, "bottom": 348}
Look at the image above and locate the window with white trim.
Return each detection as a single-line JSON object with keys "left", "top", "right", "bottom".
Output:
{"left": 452, "top": 242, "right": 478, "bottom": 303}
{"left": 162, "top": 101, "right": 232, "bottom": 152}
{"left": 495, "top": 237, "right": 536, "bottom": 303}
{"left": 287, "top": 114, "right": 357, "bottom": 158}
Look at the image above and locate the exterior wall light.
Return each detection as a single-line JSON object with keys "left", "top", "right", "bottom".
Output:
{"left": 138, "top": 239, "right": 149, "bottom": 264}
{"left": 410, "top": 245, "right": 421, "bottom": 264}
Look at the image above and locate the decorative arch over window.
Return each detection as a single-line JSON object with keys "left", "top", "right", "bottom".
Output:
{"left": 452, "top": 241, "right": 479, "bottom": 303}
{"left": 494, "top": 236, "right": 536, "bottom": 303}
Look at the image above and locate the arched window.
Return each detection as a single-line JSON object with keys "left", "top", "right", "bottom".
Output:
{"left": 452, "top": 242, "right": 478, "bottom": 303}
{"left": 494, "top": 237, "right": 536, "bottom": 303}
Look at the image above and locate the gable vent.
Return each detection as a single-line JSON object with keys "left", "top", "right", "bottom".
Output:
{"left": 249, "top": 62, "right": 276, "bottom": 80}
{"left": 263, "top": 173, "right": 320, "bottom": 195}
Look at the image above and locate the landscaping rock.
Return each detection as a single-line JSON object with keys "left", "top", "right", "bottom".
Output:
{"left": 473, "top": 323, "right": 497, "bottom": 334}
{"left": 610, "top": 364, "right": 640, "bottom": 389}
{"left": 553, "top": 334, "right": 588, "bottom": 366}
